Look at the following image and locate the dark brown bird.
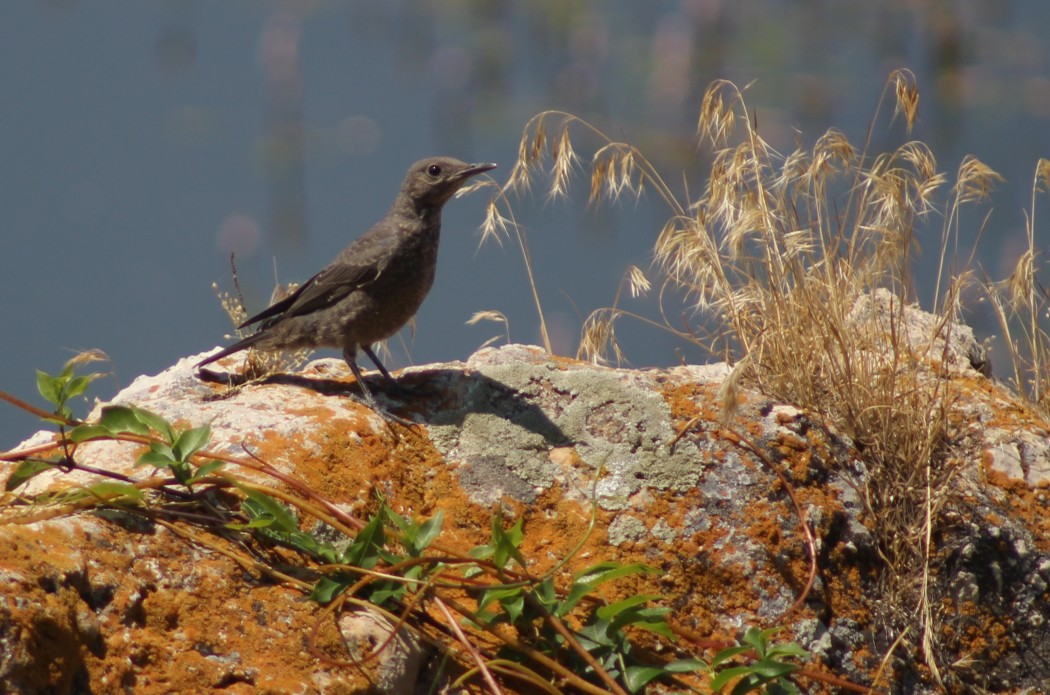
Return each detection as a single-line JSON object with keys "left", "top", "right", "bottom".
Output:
{"left": 197, "top": 156, "right": 496, "bottom": 408}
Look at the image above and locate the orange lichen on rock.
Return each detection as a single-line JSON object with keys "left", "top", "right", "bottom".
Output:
{"left": 3, "top": 343, "right": 1050, "bottom": 692}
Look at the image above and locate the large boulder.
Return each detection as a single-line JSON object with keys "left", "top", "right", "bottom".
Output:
{"left": 1, "top": 340, "right": 1047, "bottom": 693}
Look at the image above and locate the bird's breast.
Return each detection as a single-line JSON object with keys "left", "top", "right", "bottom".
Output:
{"left": 336, "top": 225, "right": 441, "bottom": 344}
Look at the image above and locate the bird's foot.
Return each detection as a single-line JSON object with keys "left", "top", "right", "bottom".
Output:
{"left": 345, "top": 391, "right": 417, "bottom": 428}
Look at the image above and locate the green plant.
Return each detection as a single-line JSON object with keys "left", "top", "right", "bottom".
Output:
{"left": 466, "top": 517, "right": 704, "bottom": 693}
{"left": 705, "top": 627, "right": 806, "bottom": 694}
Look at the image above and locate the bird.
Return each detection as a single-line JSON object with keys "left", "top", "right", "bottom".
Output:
{"left": 197, "top": 156, "right": 497, "bottom": 411}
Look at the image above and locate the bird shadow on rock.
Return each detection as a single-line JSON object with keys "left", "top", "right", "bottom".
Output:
{"left": 257, "top": 368, "right": 572, "bottom": 448}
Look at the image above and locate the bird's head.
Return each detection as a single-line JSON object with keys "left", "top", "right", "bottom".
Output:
{"left": 401, "top": 157, "right": 497, "bottom": 211}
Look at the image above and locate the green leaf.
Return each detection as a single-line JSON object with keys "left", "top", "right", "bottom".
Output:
{"left": 710, "top": 645, "right": 752, "bottom": 668}
{"left": 368, "top": 580, "right": 407, "bottom": 607}
{"left": 531, "top": 576, "right": 561, "bottom": 613}
{"left": 624, "top": 665, "right": 668, "bottom": 692}
{"left": 708, "top": 665, "right": 755, "bottom": 692}
{"left": 500, "top": 591, "right": 526, "bottom": 623}
{"left": 170, "top": 460, "right": 193, "bottom": 486}
{"left": 768, "top": 679, "right": 801, "bottom": 695}
{"left": 577, "top": 618, "right": 618, "bottom": 649}
{"left": 312, "top": 542, "right": 342, "bottom": 564}
{"left": 238, "top": 492, "right": 328, "bottom": 556}
{"left": 242, "top": 488, "right": 300, "bottom": 534}
{"left": 741, "top": 626, "right": 773, "bottom": 655}
{"left": 663, "top": 658, "right": 708, "bottom": 673}
{"left": 188, "top": 459, "right": 225, "bottom": 482}
{"left": 596, "top": 594, "right": 663, "bottom": 620}
{"left": 137, "top": 445, "right": 176, "bottom": 468}
{"left": 341, "top": 513, "right": 385, "bottom": 568}
{"left": 67, "top": 424, "right": 114, "bottom": 443}
{"left": 4, "top": 459, "right": 58, "bottom": 490}
{"left": 560, "top": 562, "right": 658, "bottom": 617}
{"left": 622, "top": 615, "right": 676, "bottom": 640}
{"left": 766, "top": 642, "right": 808, "bottom": 660}
{"left": 57, "top": 362, "right": 75, "bottom": 381}
{"left": 97, "top": 405, "right": 153, "bottom": 436}
{"left": 172, "top": 424, "right": 211, "bottom": 462}
{"left": 574, "top": 561, "right": 657, "bottom": 586}
{"left": 36, "top": 369, "right": 61, "bottom": 407}
{"left": 311, "top": 575, "right": 351, "bottom": 604}
{"left": 477, "top": 586, "right": 519, "bottom": 613}
{"left": 478, "top": 586, "right": 526, "bottom": 623}
{"left": 64, "top": 374, "right": 96, "bottom": 400}
{"left": 226, "top": 517, "right": 276, "bottom": 531}
{"left": 490, "top": 515, "right": 526, "bottom": 570}
{"left": 87, "top": 481, "right": 145, "bottom": 500}
{"left": 130, "top": 407, "right": 175, "bottom": 441}
{"left": 61, "top": 481, "right": 145, "bottom": 504}
{"left": 39, "top": 415, "right": 70, "bottom": 427}
{"left": 729, "top": 673, "right": 766, "bottom": 695}
{"left": 748, "top": 659, "right": 800, "bottom": 679}
{"left": 383, "top": 506, "right": 411, "bottom": 534}
{"left": 415, "top": 510, "right": 444, "bottom": 550}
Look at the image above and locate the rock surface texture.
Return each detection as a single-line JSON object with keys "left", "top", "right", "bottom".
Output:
{"left": 2, "top": 336, "right": 1049, "bottom": 693}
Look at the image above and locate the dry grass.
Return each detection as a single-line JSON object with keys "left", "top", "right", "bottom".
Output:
{"left": 986, "top": 157, "right": 1050, "bottom": 416}
{"left": 211, "top": 255, "right": 313, "bottom": 380}
{"left": 484, "top": 69, "right": 1024, "bottom": 686}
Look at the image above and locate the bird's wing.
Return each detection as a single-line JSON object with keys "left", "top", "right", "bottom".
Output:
{"left": 239, "top": 227, "right": 392, "bottom": 328}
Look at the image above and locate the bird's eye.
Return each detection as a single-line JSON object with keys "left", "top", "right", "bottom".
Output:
{"left": 427, "top": 164, "right": 442, "bottom": 176}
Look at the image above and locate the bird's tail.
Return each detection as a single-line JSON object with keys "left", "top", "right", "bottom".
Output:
{"left": 196, "top": 332, "right": 266, "bottom": 369}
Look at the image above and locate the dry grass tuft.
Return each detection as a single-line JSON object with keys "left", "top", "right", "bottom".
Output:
{"left": 491, "top": 69, "right": 1021, "bottom": 684}
{"left": 211, "top": 256, "right": 313, "bottom": 380}
{"left": 985, "top": 157, "right": 1050, "bottom": 414}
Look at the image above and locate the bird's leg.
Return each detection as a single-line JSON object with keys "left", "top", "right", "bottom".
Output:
{"left": 362, "top": 344, "right": 416, "bottom": 397}
{"left": 342, "top": 347, "right": 379, "bottom": 405}
{"left": 342, "top": 347, "right": 414, "bottom": 426}
{"left": 361, "top": 345, "right": 396, "bottom": 384}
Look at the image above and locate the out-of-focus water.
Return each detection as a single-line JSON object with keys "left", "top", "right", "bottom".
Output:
{"left": 2, "top": 1, "right": 1048, "bottom": 448}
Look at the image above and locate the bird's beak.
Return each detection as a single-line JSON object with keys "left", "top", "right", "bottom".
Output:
{"left": 463, "top": 162, "right": 498, "bottom": 177}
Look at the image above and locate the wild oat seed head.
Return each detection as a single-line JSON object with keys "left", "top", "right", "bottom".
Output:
{"left": 589, "top": 157, "right": 608, "bottom": 203}
{"left": 455, "top": 178, "right": 491, "bottom": 199}
{"left": 778, "top": 148, "right": 810, "bottom": 190}
{"left": 547, "top": 125, "right": 579, "bottom": 203}
{"left": 954, "top": 155, "right": 1004, "bottom": 204}
{"left": 627, "top": 265, "right": 651, "bottom": 298}
{"left": 1036, "top": 158, "right": 1050, "bottom": 194}
{"left": 529, "top": 119, "right": 547, "bottom": 163}
{"left": 479, "top": 199, "right": 510, "bottom": 247}
{"left": 698, "top": 80, "right": 738, "bottom": 147}
{"left": 1006, "top": 248, "right": 1036, "bottom": 310}
{"left": 466, "top": 310, "right": 509, "bottom": 326}
{"left": 68, "top": 349, "right": 110, "bottom": 367}
{"left": 892, "top": 69, "right": 920, "bottom": 134}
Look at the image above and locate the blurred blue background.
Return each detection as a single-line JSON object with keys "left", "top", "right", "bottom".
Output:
{"left": 3, "top": 0, "right": 1049, "bottom": 448}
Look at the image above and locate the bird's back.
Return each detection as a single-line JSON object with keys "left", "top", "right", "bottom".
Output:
{"left": 253, "top": 208, "right": 439, "bottom": 351}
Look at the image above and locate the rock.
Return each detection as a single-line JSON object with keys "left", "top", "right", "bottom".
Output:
{"left": 848, "top": 288, "right": 992, "bottom": 376}
{"left": 1, "top": 336, "right": 1048, "bottom": 693}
